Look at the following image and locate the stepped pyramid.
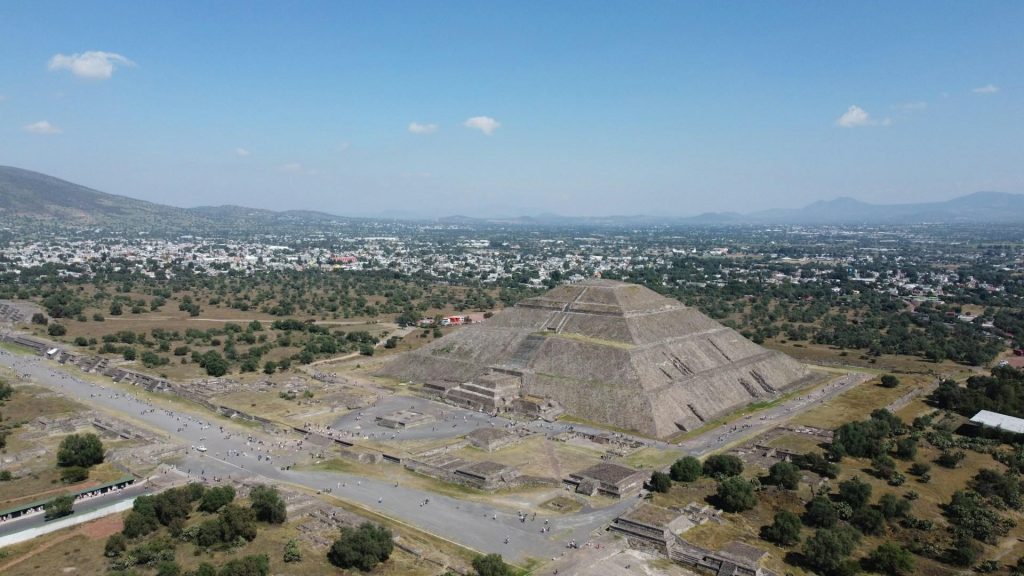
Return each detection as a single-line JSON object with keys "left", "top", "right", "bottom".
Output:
{"left": 380, "top": 279, "right": 811, "bottom": 438}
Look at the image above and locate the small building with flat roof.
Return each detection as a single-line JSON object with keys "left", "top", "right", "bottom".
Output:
{"left": 565, "top": 462, "right": 647, "bottom": 498}
{"left": 970, "top": 410, "right": 1024, "bottom": 435}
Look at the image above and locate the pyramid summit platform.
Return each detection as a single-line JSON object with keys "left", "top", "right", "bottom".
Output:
{"left": 381, "top": 279, "right": 812, "bottom": 438}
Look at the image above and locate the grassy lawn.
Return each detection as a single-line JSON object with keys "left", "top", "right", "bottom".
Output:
{"left": 793, "top": 374, "right": 935, "bottom": 429}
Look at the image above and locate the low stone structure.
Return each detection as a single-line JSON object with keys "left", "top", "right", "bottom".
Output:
{"left": 565, "top": 462, "right": 647, "bottom": 498}
{"left": 454, "top": 460, "right": 520, "bottom": 490}
{"left": 466, "top": 427, "right": 519, "bottom": 452}
{"left": 610, "top": 503, "right": 693, "bottom": 551}
{"left": 375, "top": 409, "right": 436, "bottom": 429}
{"left": 404, "top": 453, "right": 523, "bottom": 491}
{"left": 611, "top": 504, "right": 773, "bottom": 575}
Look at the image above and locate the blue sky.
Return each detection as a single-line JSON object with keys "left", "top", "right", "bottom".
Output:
{"left": 1, "top": 1, "right": 1021, "bottom": 217}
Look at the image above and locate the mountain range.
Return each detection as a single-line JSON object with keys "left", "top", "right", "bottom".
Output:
{"left": 2, "top": 165, "right": 1023, "bottom": 229}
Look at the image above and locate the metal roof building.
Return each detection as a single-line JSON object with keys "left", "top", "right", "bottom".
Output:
{"left": 970, "top": 410, "right": 1024, "bottom": 434}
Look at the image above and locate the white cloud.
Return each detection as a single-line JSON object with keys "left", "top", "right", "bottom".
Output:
{"left": 464, "top": 116, "right": 500, "bottom": 135}
{"left": 280, "top": 162, "right": 304, "bottom": 173}
{"left": 23, "top": 120, "right": 61, "bottom": 134}
{"left": 835, "top": 105, "right": 871, "bottom": 128}
{"left": 972, "top": 84, "right": 999, "bottom": 94}
{"left": 408, "top": 122, "right": 438, "bottom": 134}
{"left": 236, "top": 148, "right": 251, "bottom": 157}
{"left": 48, "top": 51, "right": 135, "bottom": 79}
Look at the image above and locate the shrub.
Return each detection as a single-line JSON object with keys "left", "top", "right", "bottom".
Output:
{"left": 155, "top": 561, "right": 181, "bottom": 576}
{"left": 880, "top": 374, "right": 900, "bottom": 388}
{"left": 105, "top": 533, "right": 128, "bottom": 557}
{"left": 60, "top": 465, "right": 89, "bottom": 484}
{"left": 283, "top": 539, "right": 302, "bottom": 563}
{"left": 218, "top": 555, "right": 269, "bottom": 576}
{"left": 472, "top": 553, "right": 514, "bottom": 576}
{"left": 44, "top": 494, "right": 74, "bottom": 520}
{"left": 937, "top": 450, "right": 966, "bottom": 469}
{"left": 649, "top": 471, "right": 672, "bottom": 493}
{"left": 865, "top": 542, "right": 914, "bottom": 575}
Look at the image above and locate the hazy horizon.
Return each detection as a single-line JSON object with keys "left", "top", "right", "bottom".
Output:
{"left": 1, "top": 1, "right": 1021, "bottom": 218}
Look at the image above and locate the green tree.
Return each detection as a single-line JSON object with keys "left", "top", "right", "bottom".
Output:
{"left": 895, "top": 437, "right": 917, "bottom": 460}
{"left": 865, "top": 542, "right": 914, "bottom": 575}
{"left": 802, "top": 527, "right": 861, "bottom": 576}
{"left": 198, "top": 485, "right": 236, "bottom": 513}
{"left": 327, "top": 523, "right": 394, "bottom": 571}
{"left": 47, "top": 323, "right": 66, "bottom": 336}
{"left": 44, "top": 493, "right": 74, "bottom": 520}
{"left": 878, "top": 493, "right": 911, "bottom": 520}
{"left": 57, "top": 433, "right": 104, "bottom": 468}
{"left": 703, "top": 454, "right": 744, "bottom": 478}
{"left": 716, "top": 476, "right": 757, "bottom": 512}
{"left": 670, "top": 456, "right": 702, "bottom": 482}
{"left": 766, "top": 461, "right": 800, "bottom": 490}
{"left": 249, "top": 484, "right": 287, "bottom": 524}
{"left": 880, "top": 374, "right": 900, "bottom": 388}
{"left": 761, "top": 510, "right": 802, "bottom": 546}
{"left": 837, "top": 476, "right": 872, "bottom": 509}
{"left": 851, "top": 506, "right": 885, "bottom": 535}
{"left": 649, "top": 471, "right": 672, "bottom": 493}
{"left": 472, "top": 553, "right": 514, "bottom": 576}
{"left": 218, "top": 504, "right": 258, "bottom": 543}
{"left": 804, "top": 495, "right": 838, "bottom": 528}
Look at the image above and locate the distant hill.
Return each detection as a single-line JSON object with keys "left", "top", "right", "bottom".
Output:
{"left": 2, "top": 165, "right": 1022, "bottom": 229}
{"left": 0, "top": 166, "right": 346, "bottom": 230}
{"left": 685, "top": 191, "right": 1024, "bottom": 225}
{"left": 0, "top": 165, "right": 189, "bottom": 224}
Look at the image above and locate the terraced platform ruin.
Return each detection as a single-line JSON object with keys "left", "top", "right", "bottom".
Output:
{"left": 380, "top": 279, "right": 812, "bottom": 438}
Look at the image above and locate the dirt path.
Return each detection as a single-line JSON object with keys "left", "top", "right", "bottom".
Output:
{"left": 544, "top": 438, "right": 563, "bottom": 479}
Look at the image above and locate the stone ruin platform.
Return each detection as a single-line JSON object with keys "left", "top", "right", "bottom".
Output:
{"left": 375, "top": 409, "right": 436, "bottom": 429}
